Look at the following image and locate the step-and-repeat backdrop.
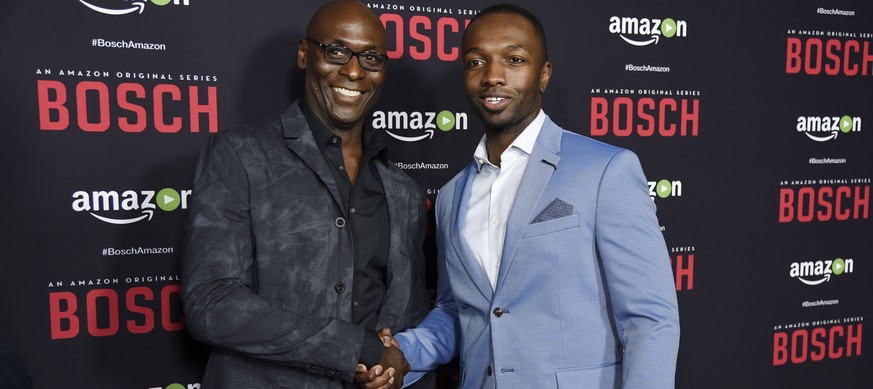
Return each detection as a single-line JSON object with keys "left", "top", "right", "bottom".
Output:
{"left": 1, "top": 1, "right": 870, "bottom": 388}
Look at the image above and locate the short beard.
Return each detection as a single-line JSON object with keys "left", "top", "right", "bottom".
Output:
{"left": 479, "top": 109, "right": 525, "bottom": 136}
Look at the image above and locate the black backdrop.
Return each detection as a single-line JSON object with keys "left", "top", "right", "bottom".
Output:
{"left": 1, "top": 1, "right": 870, "bottom": 388}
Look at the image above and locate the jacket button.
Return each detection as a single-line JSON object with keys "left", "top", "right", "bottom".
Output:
{"left": 335, "top": 282, "right": 346, "bottom": 294}
{"left": 487, "top": 366, "right": 493, "bottom": 376}
{"left": 335, "top": 217, "right": 346, "bottom": 228}
{"left": 493, "top": 307, "right": 504, "bottom": 317}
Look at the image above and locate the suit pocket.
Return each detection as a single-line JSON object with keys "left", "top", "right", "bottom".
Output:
{"left": 555, "top": 362, "right": 620, "bottom": 388}
{"left": 522, "top": 213, "right": 580, "bottom": 238}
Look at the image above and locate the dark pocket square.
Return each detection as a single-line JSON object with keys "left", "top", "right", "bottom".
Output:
{"left": 532, "top": 198, "right": 574, "bottom": 223}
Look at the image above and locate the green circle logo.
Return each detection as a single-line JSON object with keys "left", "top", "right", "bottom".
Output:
{"left": 840, "top": 115, "right": 853, "bottom": 133}
{"left": 151, "top": 0, "right": 172, "bottom": 6}
{"left": 437, "top": 110, "right": 455, "bottom": 132}
{"left": 165, "top": 385, "right": 185, "bottom": 389}
{"left": 656, "top": 179, "right": 672, "bottom": 198}
{"left": 661, "top": 18, "right": 677, "bottom": 38}
{"left": 157, "top": 188, "right": 181, "bottom": 211}
{"left": 832, "top": 258, "right": 845, "bottom": 275}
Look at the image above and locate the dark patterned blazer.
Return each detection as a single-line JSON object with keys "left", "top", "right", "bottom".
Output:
{"left": 182, "top": 101, "right": 430, "bottom": 388}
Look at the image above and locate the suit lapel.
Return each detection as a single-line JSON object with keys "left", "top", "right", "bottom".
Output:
{"left": 495, "top": 119, "right": 562, "bottom": 293}
{"left": 450, "top": 163, "right": 494, "bottom": 300}
{"left": 280, "top": 103, "right": 345, "bottom": 214}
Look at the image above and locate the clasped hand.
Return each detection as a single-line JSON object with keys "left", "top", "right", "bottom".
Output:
{"left": 355, "top": 328, "right": 408, "bottom": 389}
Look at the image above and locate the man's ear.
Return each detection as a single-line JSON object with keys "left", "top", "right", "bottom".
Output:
{"left": 539, "top": 61, "right": 552, "bottom": 94}
{"left": 297, "top": 39, "right": 307, "bottom": 70}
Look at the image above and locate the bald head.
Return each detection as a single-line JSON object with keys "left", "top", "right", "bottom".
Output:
{"left": 307, "top": 0, "right": 385, "bottom": 45}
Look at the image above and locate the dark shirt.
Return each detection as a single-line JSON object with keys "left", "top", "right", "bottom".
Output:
{"left": 301, "top": 103, "right": 390, "bottom": 365}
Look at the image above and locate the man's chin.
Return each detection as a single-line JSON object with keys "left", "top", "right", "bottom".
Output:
{"left": 474, "top": 107, "right": 503, "bottom": 121}
{"left": 481, "top": 111, "right": 517, "bottom": 131}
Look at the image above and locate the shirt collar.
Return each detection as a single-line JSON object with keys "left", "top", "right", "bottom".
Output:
{"left": 473, "top": 109, "right": 546, "bottom": 171}
{"left": 300, "top": 101, "right": 388, "bottom": 162}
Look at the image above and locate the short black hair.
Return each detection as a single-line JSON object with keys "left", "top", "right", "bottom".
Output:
{"left": 466, "top": 3, "right": 548, "bottom": 60}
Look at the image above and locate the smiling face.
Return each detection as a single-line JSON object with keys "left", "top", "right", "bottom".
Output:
{"left": 462, "top": 12, "right": 551, "bottom": 135}
{"left": 298, "top": 1, "right": 387, "bottom": 132}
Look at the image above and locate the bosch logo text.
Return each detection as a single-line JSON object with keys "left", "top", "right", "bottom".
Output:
{"left": 380, "top": 13, "right": 470, "bottom": 61}
{"left": 591, "top": 95, "right": 699, "bottom": 137}
{"left": 778, "top": 184, "right": 869, "bottom": 223}
{"left": 773, "top": 323, "right": 862, "bottom": 365}
{"left": 671, "top": 252, "right": 694, "bottom": 291}
{"left": 786, "top": 37, "right": 873, "bottom": 76}
{"left": 37, "top": 78, "right": 218, "bottom": 133}
{"left": 49, "top": 284, "right": 185, "bottom": 339}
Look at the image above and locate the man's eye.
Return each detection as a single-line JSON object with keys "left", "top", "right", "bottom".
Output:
{"left": 327, "top": 48, "right": 348, "bottom": 58}
{"left": 508, "top": 57, "right": 525, "bottom": 64}
{"left": 467, "top": 59, "right": 484, "bottom": 68}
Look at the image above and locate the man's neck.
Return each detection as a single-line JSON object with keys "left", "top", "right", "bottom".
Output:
{"left": 484, "top": 129, "right": 521, "bottom": 167}
{"left": 483, "top": 110, "right": 540, "bottom": 166}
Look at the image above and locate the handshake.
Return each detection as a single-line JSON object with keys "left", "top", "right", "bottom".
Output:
{"left": 355, "top": 328, "right": 409, "bottom": 389}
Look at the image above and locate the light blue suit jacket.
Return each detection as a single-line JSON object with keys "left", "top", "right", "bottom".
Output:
{"left": 396, "top": 115, "right": 680, "bottom": 388}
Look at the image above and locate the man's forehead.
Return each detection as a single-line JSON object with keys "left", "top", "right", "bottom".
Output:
{"left": 463, "top": 21, "right": 536, "bottom": 52}
{"left": 464, "top": 43, "right": 530, "bottom": 54}
{"left": 308, "top": 10, "right": 385, "bottom": 46}
{"left": 465, "top": 15, "right": 536, "bottom": 43}
{"left": 473, "top": 11, "right": 532, "bottom": 28}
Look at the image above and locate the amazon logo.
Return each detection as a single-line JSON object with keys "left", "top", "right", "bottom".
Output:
{"left": 608, "top": 16, "right": 687, "bottom": 47}
{"left": 72, "top": 188, "right": 191, "bottom": 225}
{"left": 648, "top": 179, "right": 683, "bottom": 201}
{"left": 78, "top": 0, "right": 189, "bottom": 16}
{"left": 796, "top": 115, "right": 861, "bottom": 142}
{"left": 789, "top": 258, "right": 854, "bottom": 286}
{"left": 372, "top": 110, "right": 468, "bottom": 142}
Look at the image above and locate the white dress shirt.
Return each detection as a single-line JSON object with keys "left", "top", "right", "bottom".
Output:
{"left": 462, "top": 110, "right": 546, "bottom": 290}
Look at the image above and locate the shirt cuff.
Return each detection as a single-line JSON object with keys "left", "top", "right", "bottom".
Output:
{"left": 359, "top": 330, "right": 384, "bottom": 367}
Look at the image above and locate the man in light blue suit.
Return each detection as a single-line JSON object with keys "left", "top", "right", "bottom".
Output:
{"left": 361, "top": 4, "right": 680, "bottom": 389}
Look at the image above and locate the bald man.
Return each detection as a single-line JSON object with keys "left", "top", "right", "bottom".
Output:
{"left": 182, "top": 1, "right": 431, "bottom": 388}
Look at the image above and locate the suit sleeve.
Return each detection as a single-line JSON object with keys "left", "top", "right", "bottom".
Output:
{"left": 594, "top": 149, "right": 680, "bottom": 389}
{"left": 181, "top": 134, "right": 370, "bottom": 382}
{"left": 382, "top": 175, "right": 431, "bottom": 330}
{"left": 395, "top": 189, "right": 461, "bottom": 378}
